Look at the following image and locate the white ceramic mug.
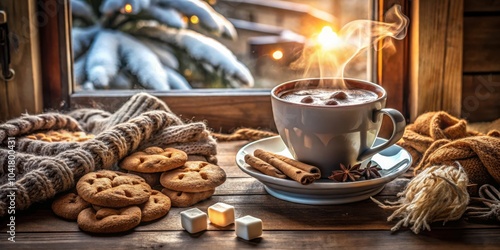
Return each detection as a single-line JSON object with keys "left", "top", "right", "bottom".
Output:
{"left": 271, "top": 77, "right": 406, "bottom": 178}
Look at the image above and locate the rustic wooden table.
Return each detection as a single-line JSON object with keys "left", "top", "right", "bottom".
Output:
{"left": 1, "top": 141, "right": 499, "bottom": 249}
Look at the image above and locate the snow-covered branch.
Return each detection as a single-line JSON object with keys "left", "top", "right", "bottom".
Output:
{"left": 118, "top": 33, "right": 170, "bottom": 90}
{"left": 85, "top": 30, "right": 120, "bottom": 88}
{"left": 136, "top": 26, "right": 254, "bottom": 87}
{"left": 72, "top": 26, "right": 100, "bottom": 58}
{"left": 157, "top": 0, "right": 231, "bottom": 36}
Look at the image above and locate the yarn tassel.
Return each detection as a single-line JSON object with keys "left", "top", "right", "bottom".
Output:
{"left": 371, "top": 163, "right": 470, "bottom": 234}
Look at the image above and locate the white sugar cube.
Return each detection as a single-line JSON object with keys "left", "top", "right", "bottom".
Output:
{"left": 208, "top": 202, "right": 235, "bottom": 227}
{"left": 180, "top": 208, "right": 207, "bottom": 234}
{"left": 235, "top": 215, "right": 263, "bottom": 240}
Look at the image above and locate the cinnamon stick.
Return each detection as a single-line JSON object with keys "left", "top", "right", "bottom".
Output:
{"left": 253, "top": 149, "right": 317, "bottom": 185}
{"left": 258, "top": 150, "right": 321, "bottom": 179}
{"left": 244, "top": 154, "right": 287, "bottom": 179}
{"left": 268, "top": 157, "right": 317, "bottom": 185}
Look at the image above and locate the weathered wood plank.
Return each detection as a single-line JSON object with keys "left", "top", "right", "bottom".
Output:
{"left": 2, "top": 229, "right": 500, "bottom": 250}
{"left": 376, "top": 0, "right": 410, "bottom": 138}
{"left": 409, "top": 0, "right": 464, "bottom": 120}
{"left": 0, "top": 76, "right": 7, "bottom": 122}
{"left": 215, "top": 140, "right": 249, "bottom": 177}
{"left": 376, "top": 0, "right": 409, "bottom": 113}
{"left": 410, "top": 0, "right": 447, "bottom": 120}
{"left": 442, "top": 0, "right": 463, "bottom": 116}
{"left": 463, "top": 16, "right": 500, "bottom": 73}
{"left": 1, "top": 195, "right": 391, "bottom": 232}
{"left": 215, "top": 178, "right": 267, "bottom": 195}
{"left": 0, "top": 0, "right": 43, "bottom": 121}
{"left": 0, "top": 138, "right": 498, "bottom": 248}
{"left": 464, "top": 0, "right": 500, "bottom": 13}
{"left": 0, "top": 194, "right": 392, "bottom": 232}
{"left": 70, "top": 90, "right": 276, "bottom": 133}
{"left": 3, "top": 191, "right": 497, "bottom": 234}
{"left": 461, "top": 74, "right": 500, "bottom": 122}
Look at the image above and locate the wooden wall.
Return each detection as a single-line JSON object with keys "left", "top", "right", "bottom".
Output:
{"left": 409, "top": 0, "right": 463, "bottom": 121}
{"left": 0, "top": 0, "right": 43, "bottom": 122}
{"left": 410, "top": 0, "right": 500, "bottom": 123}
{"left": 462, "top": 0, "right": 500, "bottom": 122}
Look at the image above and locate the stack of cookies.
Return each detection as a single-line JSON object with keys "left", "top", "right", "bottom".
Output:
{"left": 52, "top": 170, "right": 171, "bottom": 233}
{"left": 119, "top": 146, "right": 226, "bottom": 207}
{"left": 52, "top": 146, "right": 227, "bottom": 233}
{"left": 160, "top": 161, "right": 226, "bottom": 207}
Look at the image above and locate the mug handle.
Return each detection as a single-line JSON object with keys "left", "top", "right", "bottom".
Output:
{"left": 357, "top": 108, "right": 406, "bottom": 161}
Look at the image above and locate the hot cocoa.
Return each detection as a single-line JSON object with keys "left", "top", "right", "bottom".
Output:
{"left": 271, "top": 78, "right": 405, "bottom": 178}
{"left": 280, "top": 88, "right": 378, "bottom": 106}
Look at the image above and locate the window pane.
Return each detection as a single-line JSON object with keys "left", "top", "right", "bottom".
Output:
{"left": 71, "top": 0, "right": 371, "bottom": 91}
{"left": 215, "top": 0, "right": 372, "bottom": 88}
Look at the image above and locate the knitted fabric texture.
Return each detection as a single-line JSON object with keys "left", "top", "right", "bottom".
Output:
{"left": 0, "top": 93, "right": 217, "bottom": 217}
{"left": 397, "top": 111, "right": 480, "bottom": 166}
{"left": 417, "top": 131, "right": 500, "bottom": 189}
{"left": 397, "top": 111, "right": 500, "bottom": 192}
{"left": 468, "top": 118, "right": 500, "bottom": 134}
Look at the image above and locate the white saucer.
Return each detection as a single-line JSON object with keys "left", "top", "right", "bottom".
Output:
{"left": 235, "top": 136, "right": 412, "bottom": 205}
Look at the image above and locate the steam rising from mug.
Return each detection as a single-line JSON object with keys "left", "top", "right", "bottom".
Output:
{"left": 291, "top": 5, "right": 409, "bottom": 88}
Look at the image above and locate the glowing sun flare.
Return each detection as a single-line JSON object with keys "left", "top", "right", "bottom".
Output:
{"left": 317, "top": 26, "right": 341, "bottom": 51}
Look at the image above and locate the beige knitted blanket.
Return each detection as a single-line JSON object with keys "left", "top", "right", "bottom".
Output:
{"left": 0, "top": 93, "right": 217, "bottom": 217}
{"left": 397, "top": 111, "right": 500, "bottom": 194}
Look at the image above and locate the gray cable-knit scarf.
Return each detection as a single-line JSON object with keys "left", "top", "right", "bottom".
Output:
{"left": 0, "top": 93, "right": 217, "bottom": 217}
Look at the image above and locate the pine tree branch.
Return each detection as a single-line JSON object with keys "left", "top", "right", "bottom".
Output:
{"left": 157, "top": 0, "right": 223, "bottom": 35}
{"left": 71, "top": 0, "right": 97, "bottom": 25}
{"left": 135, "top": 26, "right": 254, "bottom": 87}
{"left": 145, "top": 6, "right": 186, "bottom": 29}
{"left": 164, "top": 66, "right": 191, "bottom": 90}
{"left": 118, "top": 32, "right": 170, "bottom": 90}
{"left": 138, "top": 38, "right": 179, "bottom": 69}
{"left": 85, "top": 30, "right": 121, "bottom": 89}
{"left": 74, "top": 52, "right": 87, "bottom": 85}
{"left": 72, "top": 26, "right": 100, "bottom": 59}
{"left": 113, "top": 16, "right": 134, "bottom": 30}
{"left": 102, "top": 11, "right": 121, "bottom": 28}
{"left": 100, "top": 0, "right": 125, "bottom": 15}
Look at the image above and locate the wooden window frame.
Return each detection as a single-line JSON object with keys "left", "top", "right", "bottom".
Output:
{"left": 0, "top": 0, "right": 44, "bottom": 120}
{"left": 38, "top": 0, "right": 419, "bottom": 133}
{"left": 39, "top": 0, "right": 73, "bottom": 111}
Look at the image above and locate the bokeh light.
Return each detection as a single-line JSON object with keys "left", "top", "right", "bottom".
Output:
{"left": 190, "top": 15, "right": 199, "bottom": 24}
{"left": 123, "top": 3, "right": 133, "bottom": 14}
{"left": 272, "top": 50, "right": 284, "bottom": 60}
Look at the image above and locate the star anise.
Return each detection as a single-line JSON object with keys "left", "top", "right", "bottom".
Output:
{"left": 360, "top": 162, "right": 382, "bottom": 180}
{"left": 328, "top": 163, "right": 362, "bottom": 182}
